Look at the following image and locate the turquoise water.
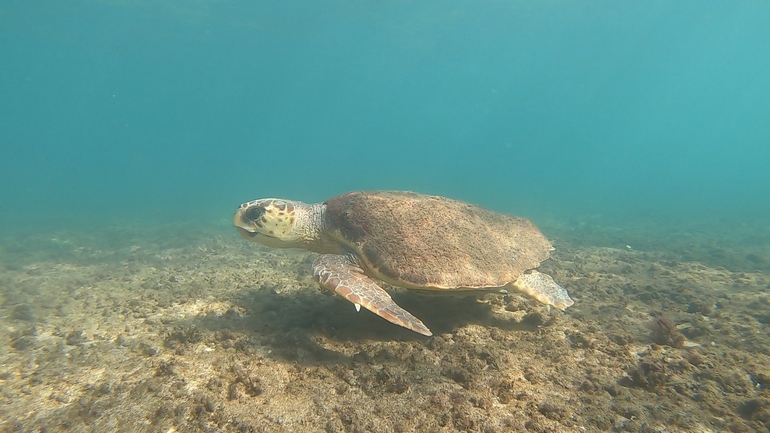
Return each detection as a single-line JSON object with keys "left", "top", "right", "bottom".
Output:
{"left": 2, "top": 1, "right": 769, "bottom": 230}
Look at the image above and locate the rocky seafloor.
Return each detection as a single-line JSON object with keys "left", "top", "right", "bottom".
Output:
{"left": 1, "top": 219, "right": 769, "bottom": 432}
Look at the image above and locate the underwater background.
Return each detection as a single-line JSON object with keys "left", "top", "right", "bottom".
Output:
{"left": 2, "top": 2, "right": 770, "bottom": 432}
{"left": 2, "top": 0, "right": 769, "bottom": 230}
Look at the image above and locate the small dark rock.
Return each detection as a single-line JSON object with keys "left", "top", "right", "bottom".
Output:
{"left": 50, "top": 393, "right": 70, "bottom": 403}
{"left": 165, "top": 326, "right": 203, "bottom": 348}
{"left": 153, "top": 404, "right": 172, "bottom": 423}
{"left": 728, "top": 421, "right": 751, "bottom": 432}
{"left": 65, "top": 330, "right": 85, "bottom": 346}
{"left": 752, "top": 371, "right": 770, "bottom": 390}
{"left": 687, "top": 301, "right": 713, "bottom": 315}
{"left": 11, "top": 304, "right": 34, "bottom": 321}
{"left": 495, "top": 380, "right": 516, "bottom": 403}
{"left": 175, "top": 403, "right": 188, "bottom": 417}
{"left": 604, "top": 384, "right": 622, "bottom": 396}
{"left": 156, "top": 360, "right": 176, "bottom": 377}
{"left": 538, "top": 402, "right": 569, "bottom": 421}
{"left": 685, "top": 350, "right": 705, "bottom": 366}
{"left": 202, "top": 395, "right": 216, "bottom": 413}
{"left": 140, "top": 342, "right": 158, "bottom": 357}
{"left": 442, "top": 367, "right": 471, "bottom": 386}
{"left": 217, "top": 329, "right": 235, "bottom": 342}
{"left": 579, "top": 380, "right": 599, "bottom": 393}
{"left": 116, "top": 334, "right": 129, "bottom": 346}
{"left": 521, "top": 312, "right": 545, "bottom": 327}
{"left": 11, "top": 335, "right": 34, "bottom": 351}
{"left": 351, "top": 351, "right": 371, "bottom": 363}
{"left": 228, "top": 382, "right": 240, "bottom": 400}
{"left": 627, "top": 355, "right": 667, "bottom": 390}
{"left": 387, "top": 376, "right": 409, "bottom": 394}
{"left": 231, "top": 364, "right": 262, "bottom": 396}
{"left": 206, "top": 378, "right": 224, "bottom": 392}
{"left": 610, "top": 333, "right": 632, "bottom": 346}
{"left": 737, "top": 398, "right": 770, "bottom": 422}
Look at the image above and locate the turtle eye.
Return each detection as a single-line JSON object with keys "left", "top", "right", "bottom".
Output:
{"left": 244, "top": 206, "right": 265, "bottom": 222}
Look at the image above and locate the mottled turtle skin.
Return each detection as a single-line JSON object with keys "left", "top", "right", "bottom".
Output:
{"left": 234, "top": 191, "right": 573, "bottom": 336}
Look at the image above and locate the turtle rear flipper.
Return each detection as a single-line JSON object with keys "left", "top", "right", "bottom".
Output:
{"left": 511, "top": 270, "right": 574, "bottom": 310}
{"left": 313, "top": 254, "right": 433, "bottom": 336}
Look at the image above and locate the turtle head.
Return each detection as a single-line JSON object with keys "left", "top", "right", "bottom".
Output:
{"left": 234, "top": 198, "right": 304, "bottom": 248}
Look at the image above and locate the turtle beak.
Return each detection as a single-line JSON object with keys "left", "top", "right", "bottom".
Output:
{"left": 233, "top": 206, "right": 259, "bottom": 238}
{"left": 236, "top": 226, "right": 258, "bottom": 239}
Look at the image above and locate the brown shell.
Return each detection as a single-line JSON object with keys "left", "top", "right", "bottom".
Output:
{"left": 323, "top": 191, "right": 554, "bottom": 290}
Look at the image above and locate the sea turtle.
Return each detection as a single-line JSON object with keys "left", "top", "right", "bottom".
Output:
{"left": 233, "top": 191, "right": 573, "bottom": 336}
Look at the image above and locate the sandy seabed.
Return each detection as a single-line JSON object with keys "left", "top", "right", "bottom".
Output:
{"left": 0, "top": 219, "right": 769, "bottom": 433}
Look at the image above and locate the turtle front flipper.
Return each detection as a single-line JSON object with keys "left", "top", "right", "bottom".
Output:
{"left": 312, "top": 254, "right": 432, "bottom": 336}
{"left": 511, "top": 270, "right": 574, "bottom": 310}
